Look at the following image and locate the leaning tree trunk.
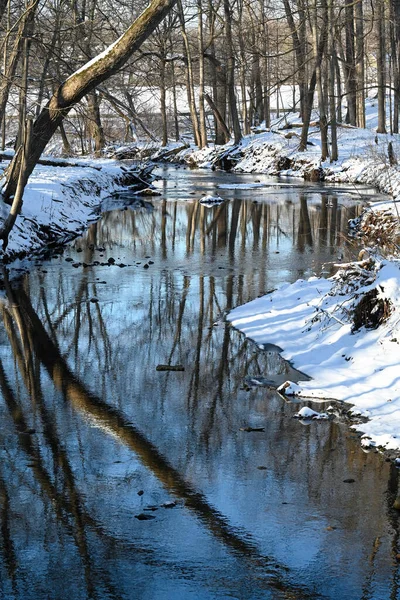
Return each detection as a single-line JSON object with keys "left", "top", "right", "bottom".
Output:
{"left": 2, "top": 0, "right": 178, "bottom": 203}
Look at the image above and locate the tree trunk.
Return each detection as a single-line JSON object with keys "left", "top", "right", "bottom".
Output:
{"left": 224, "top": 0, "right": 241, "bottom": 144}
{"left": 312, "top": 0, "right": 329, "bottom": 160}
{"left": 204, "top": 93, "right": 230, "bottom": 141}
{"left": 177, "top": 0, "right": 201, "bottom": 146}
{"left": 390, "top": 0, "right": 400, "bottom": 133}
{"left": 344, "top": 0, "right": 356, "bottom": 125}
{"left": 354, "top": 0, "right": 365, "bottom": 128}
{"left": 329, "top": 0, "right": 338, "bottom": 161}
{"left": 283, "top": 0, "right": 307, "bottom": 123}
{"left": 170, "top": 59, "right": 180, "bottom": 141}
{"left": 160, "top": 57, "right": 168, "bottom": 146}
{"left": 377, "top": 0, "right": 387, "bottom": 133}
{"left": 197, "top": 0, "right": 207, "bottom": 147}
{"left": 0, "top": 119, "right": 32, "bottom": 248}
{"left": 87, "top": 91, "right": 105, "bottom": 155}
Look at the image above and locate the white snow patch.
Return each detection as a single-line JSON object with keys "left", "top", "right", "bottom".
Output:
{"left": 293, "top": 407, "right": 329, "bottom": 420}
{"left": 0, "top": 159, "right": 137, "bottom": 260}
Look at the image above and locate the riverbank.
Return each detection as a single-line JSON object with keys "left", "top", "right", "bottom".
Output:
{"left": 0, "top": 158, "right": 154, "bottom": 264}
{"left": 190, "top": 113, "right": 400, "bottom": 456}
{"left": 2, "top": 114, "right": 400, "bottom": 456}
{"left": 170, "top": 120, "right": 400, "bottom": 207}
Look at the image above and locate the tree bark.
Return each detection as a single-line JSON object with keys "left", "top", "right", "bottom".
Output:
{"left": 224, "top": 0, "right": 241, "bottom": 144}
{"left": 329, "top": 0, "right": 338, "bottom": 160}
{"left": 177, "top": 0, "right": 201, "bottom": 146}
{"left": 344, "top": 0, "right": 357, "bottom": 125}
{"left": 376, "top": 0, "right": 387, "bottom": 133}
{"left": 160, "top": 57, "right": 168, "bottom": 146}
{"left": 87, "top": 91, "right": 105, "bottom": 155}
{"left": 204, "top": 93, "right": 230, "bottom": 141}
{"left": 197, "top": 0, "right": 207, "bottom": 147}
{"left": 354, "top": 0, "right": 365, "bottom": 128}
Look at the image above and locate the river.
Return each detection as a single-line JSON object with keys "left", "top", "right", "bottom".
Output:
{"left": 0, "top": 166, "right": 398, "bottom": 600}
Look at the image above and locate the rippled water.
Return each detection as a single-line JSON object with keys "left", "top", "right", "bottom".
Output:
{"left": 0, "top": 166, "right": 398, "bottom": 600}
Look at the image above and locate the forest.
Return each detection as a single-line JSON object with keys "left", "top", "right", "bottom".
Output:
{"left": 0, "top": 0, "right": 399, "bottom": 163}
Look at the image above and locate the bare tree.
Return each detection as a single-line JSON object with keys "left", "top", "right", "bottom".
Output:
{"left": 2, "top": 0, "right": 178, "bottom": 204}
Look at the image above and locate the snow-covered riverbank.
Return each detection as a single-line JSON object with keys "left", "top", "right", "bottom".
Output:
{"left": 201, "top": 105, "right": 400, "bottom": 456}
{"left": 175, "top": 122, "right": 400, "bottom": 209}
{"left": 0, "top": 159, "right": 153, "bottom": 263}
{"left": 2, "top": 104, "right": 400, "bottom": 455}
{"left": 228, "top": 257, "right": 400, "bottom": 454}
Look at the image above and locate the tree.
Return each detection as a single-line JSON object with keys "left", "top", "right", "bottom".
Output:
{"left": 2, "top": 0, "right": 178, "bottom": 203}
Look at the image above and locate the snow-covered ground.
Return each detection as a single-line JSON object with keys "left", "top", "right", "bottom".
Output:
{"left": 175, "top": 99, "right": 400, "bottom": 215}
{"left": 228, "top": 258, "right": 400, "bottom": 453}
{"left": 0, "top": 158, "right": 148, "bottom": 262}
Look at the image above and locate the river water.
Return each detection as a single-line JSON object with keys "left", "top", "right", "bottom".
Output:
{"left": 0, "top": 166, "right": 399, "bottom": 599}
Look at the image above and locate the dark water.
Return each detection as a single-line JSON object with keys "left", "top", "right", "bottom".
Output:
{"left": 0, "top": 166, "right": 399, "bottom": 600}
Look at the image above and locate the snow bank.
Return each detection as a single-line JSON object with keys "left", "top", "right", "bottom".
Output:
{"left": 0, "top": 159, "right": 149, "bottom": 262}
{"left": 293, "top": 406, "right": 329, "bottom": 420}
{"left": 170, "top": 101, "right": 400, "bottom": 218}
{"left": 228, "top": 258, "right": 400, "bottom": 452}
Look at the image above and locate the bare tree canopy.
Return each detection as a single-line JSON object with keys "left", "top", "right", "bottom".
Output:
{"left": 2, "top": 0, "right": 177, "bottom": 201}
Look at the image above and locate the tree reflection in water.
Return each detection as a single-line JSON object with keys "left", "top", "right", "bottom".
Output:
{"left": 0, "top": 184, "right": 398, "bottom": 600}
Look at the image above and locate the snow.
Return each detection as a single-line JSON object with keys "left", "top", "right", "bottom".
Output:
{"left": 293, "top": 406, "right": 329, "bottom": 420}
{"left": 3, "top": 95, "right": 400, "bottom": 456}
{"left": 228, "top": 259, "right": 400, "bottom": 452}
{"left": 0, "top": 158, "right": 140, "bottom": 261}
{"left": 175, "top": 99, "right": 400, "bottom": 216}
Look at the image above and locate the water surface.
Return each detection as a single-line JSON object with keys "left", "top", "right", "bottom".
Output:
{"left": 0, "top": 167, "right": 398, "bottom": 600}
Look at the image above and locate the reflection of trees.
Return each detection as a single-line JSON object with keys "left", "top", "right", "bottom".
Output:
{"left": 69, "top": 192, "right": 365, "bottom": 332}
{"left": 297, "top": 195, "right": 313, "bottom": 251}
{"left": 0, "top": 186, "right": 385, "bottom": 599}
{"left": 0, "top": 281, "right": 320, "bottom": 600}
